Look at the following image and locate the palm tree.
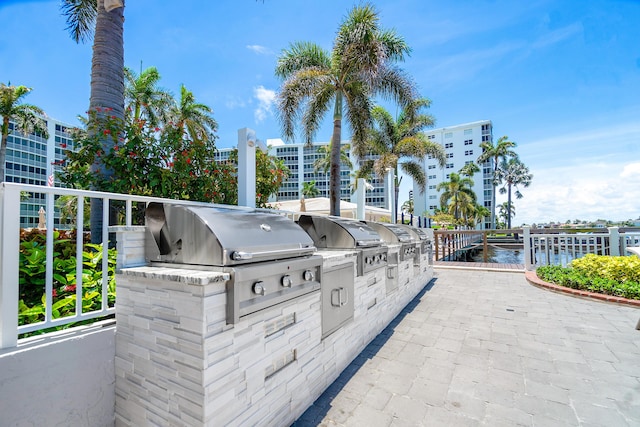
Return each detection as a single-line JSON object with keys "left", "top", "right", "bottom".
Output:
{"left": 313, "top": 143, "right": 352, "bottom": 174}
{"left": 275, "top": 3, "right": 416, "bottom": 216}
{"left": 359, "top": 100, "right": 445, "bottom": 222}
{"left": 437, "top": 172, "right": 477, "bottom": 224}
{"left": 476, "top": 135, "right": 517, "bottom": 229}
{"left": 494, "top": 157, "right": 532, "bottom": 229}
{"left": 472, "top": 204, "right": 491, "bottom": 228}
{"left": 401, "top": 198, "right": 414, "bottom": 215}
{"left": 459, "top": 162, "right": 480, "bottom": 178}
{"left": 62, "top": 0, "right": 125, "bottom": 243}
{"left": 301, "top": 180, "right": 319, "bottom": 198}
{"left": 0, "top": 83, "right": 48, "bottom": 182}
{"left": 124, "top": 66, "right": 173, "bottom": 127}
{"left": 498, "top": 201, "right": 515, "bottom": 229}
{"left": 169, "top": 85, "right": 218, "bottom": 144}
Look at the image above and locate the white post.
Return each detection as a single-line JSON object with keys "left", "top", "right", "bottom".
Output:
{"left": 238, "top": 128, "right": 257, "bottom": 208}
{"left": 0, "top": 184, "right": 21, "bottom": 349}
{"left": 523, "top": 226, "right": 533, "bottom": 271}
{"left": 608, "top": 227, "right": 620, "bottom": 256}
{"left": 356, "top": 178, "right": 365, "bottom": 220}
{"left": 387, "top": 168, "right": 396, "bottom": 224}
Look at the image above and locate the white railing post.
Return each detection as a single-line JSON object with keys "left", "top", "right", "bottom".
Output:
{"left": 609, "top": 227, "right": 620, "bottom": 256}
{"left": 0, "top": 184, "right": 21, "bottom": 349}
{"left": 523, "top": 226, "right": 533, "bottom": 271}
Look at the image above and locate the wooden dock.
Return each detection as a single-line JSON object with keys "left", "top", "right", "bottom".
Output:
{"left": 433, "top": 260, "right": 524, "bottom": 271}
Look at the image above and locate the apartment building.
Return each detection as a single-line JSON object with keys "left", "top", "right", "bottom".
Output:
{"left": 413, "top": 120, "right": 493, "bottom": 229}
{"left": 4, "top": 117, "right": 74, "bottom": 228}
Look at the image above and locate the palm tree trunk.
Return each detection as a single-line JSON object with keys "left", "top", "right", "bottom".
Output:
{"left": 507, "top": 183, "right": 512, "bottom": 230}
{"left": 89, "top": 0, "right": 125, "bottom": 244}
{"left": 329, "top": 94, "right": 343, "bottom": 216}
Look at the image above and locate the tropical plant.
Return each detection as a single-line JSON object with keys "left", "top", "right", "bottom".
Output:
{"left": 275, "top": 3, "right": 416, "bottom": 216}
{"left": 497, "top": 201, "right": 516, "bottom": 229}
{"left": 302, "top": 180, "right": 319, "bottom": 198}
{"left": 313, "top": 143, "right": 353, "bottom": 174}
{"left": 472, "top": 204, "right": 491, "bottom": 227}
{"left": 436, "top": 172, "right": 477, "bottom": 224}
{"left": 359, "top": 99, "right": 446, "bottom": 222}
{"left": 476, "top": 135, "right": 517, "bottom": 228}
{"left": 494, "top": 157, "right": 532, "bottom": 229}
{"left": 124, "top": 66, "right": 173, "bottom": 127}
{"left": 401, "top": 198, "right": 414, "bottom": 215}
{"left": 0, "top": 83, "right": 48, "bottom": 182}
{"left": 61, "top": 0, "right": 125, "bottom": 243}
{"left": 459, "top": 162, "right": 480, "bottom": 178}
{"left": 168, "top": 85, "right": 218, "bottom": 145}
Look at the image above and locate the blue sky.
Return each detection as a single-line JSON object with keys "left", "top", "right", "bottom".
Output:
{"left": 1, "top": 0, "right": 639, "bottom": 225}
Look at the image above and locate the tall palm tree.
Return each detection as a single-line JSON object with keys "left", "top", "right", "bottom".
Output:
{"left": 169, "top": 85, "right": 218, "bottom": 144}
{"left": 360, "top": 99, "right": 445, "bottom": 221}
{"left": 494, "top": 157, "right": 532, "bottom": 229}
{"left": 476, "top": 135, "right": 517, "bottom": 229}
{"left": 437, "top": 172, "right": 476, "bottom": 224}
{"left": 124, "top": 66, "right": 173, "bottom": 127}
{"left": 275, "top": 3, "right": 416, "bottom": 216}
{"left": 459, "top": 162, "right": 480, "bottom": 178}
{"left": 62, "top": 0, "right": 124, "bottom": 243}
{"left": 301, "top": 180, "right": 319, "bottom": 198}
{"left": 0, "top": 83, "right": 48, "bottom": 182}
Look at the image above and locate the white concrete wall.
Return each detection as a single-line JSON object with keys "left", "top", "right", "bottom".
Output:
{"left": 0, "top": 322, "right": 116, "bottom": 427}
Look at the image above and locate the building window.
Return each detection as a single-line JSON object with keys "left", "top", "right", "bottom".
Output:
{"left": 444, "top": 142, "right": 453, "bottom": 149}
{"left": 446, "top": 153, "right": 454, "bottom": 158}
{"left": 464, "top": 129, "right": 472, "bottom": 135}
{"left": 429, "top": 195, "right": 437, "bottom": 199}
{"left": 428, "top": 174, "right": 436, "bottom": 180}
{"left": 445, "top": 163, "right": 454, "bottom": 169}
{"left": 428, "top": 165, "right": 436, "bottom": 169}
{"left": 427, "top": 134, "right": 435, "bottom": 139}
{"left": 428, "top": 185, "right": 436, "bottom": 189}
{"left": 444, "top": 132, "right": 453, "bottom": 138}
{"left": 465, "top": 150, "right": 473, "bottom": 156}
{"left": 464, "top": 139, "right": 473, "bottom": 145}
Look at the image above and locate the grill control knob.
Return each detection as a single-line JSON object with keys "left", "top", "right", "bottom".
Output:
{"left": 365, "top": 256, "right": 372, "bottom": 264}
{"left": 374, "top": 254, "right": 380, "bottom": 263}
{"left": 253, "top": 281, "right": 266, "bottom": 295}
{"left": 281, "top": 275, "right": 293, "bottom": 287}
{"left": 303, "top": 270, "right": 315, "bottom": 281}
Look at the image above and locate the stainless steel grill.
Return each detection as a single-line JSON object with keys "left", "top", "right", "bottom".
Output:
{"left": 362, "top": 222, "right": 418, "bottom": 262}
{"left": 297, "top": 214, "right": 388, "bottom": 276}
{"left": 145, "top": 203, "right": 322, "bottom": 324}
{"left": 395, "top": 223, "right": 430, "bottom": 256}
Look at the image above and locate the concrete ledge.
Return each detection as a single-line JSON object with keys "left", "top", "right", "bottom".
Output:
{"left": 525, "top": 270, "right": 640, "bottom": 308}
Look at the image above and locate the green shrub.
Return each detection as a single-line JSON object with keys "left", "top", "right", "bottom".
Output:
{"left": 536, "top": 254, "right": 640, "bottom": 300}
{"left": 18, "top": 228, "right": 116, "bottom": 336}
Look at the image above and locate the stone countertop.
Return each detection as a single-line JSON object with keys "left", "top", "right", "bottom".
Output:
{"left": 119, "top": 266, "right": 230, "bottom": 285}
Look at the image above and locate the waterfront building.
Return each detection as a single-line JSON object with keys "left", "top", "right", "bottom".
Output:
{"left": 4, "top": 117, "right": 75, "bottom": 228}
{"left": 413, "top": 120, "right": 494, "bottom": 229}
{"left": 215, "top": 139, "right": 390, "bottom": 209}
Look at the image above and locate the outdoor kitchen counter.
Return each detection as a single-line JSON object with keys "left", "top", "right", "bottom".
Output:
{"left": 119, "top": 265, "right": 230, "bottom": 285}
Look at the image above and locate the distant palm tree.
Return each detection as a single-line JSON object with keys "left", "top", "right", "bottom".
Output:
{"left": 437, "top": 172, "right": 477, "bottom": 224}
{"left": 494, "top": 157, "right": 532, "bottom": 229}
{"left": 169, "top": 85, "right": 218, "bottom": 144}
{"left": 498, "top": 201, "right": 515, "bottom": 229}
{"left": 476, "top": 135, "right": 517, "bottom": 228}
{"left": 401, "top": 198, "right": 414, "bottom": 215}
{"left": 62, "top": 0, "right": 125, "bottom": 243}
{"left": 301, "top": 180, "right": 319, "bottom": 198}
{"left": 472, "top": 204, "right": 491, "bottom": 227}
{"left": 313, "top": 144, "right": 352, "bottom": 174}
{"left": 359, "top": 100, "right": 445, "bottom": 221}
{"left": 124, "top": 66, "right": 173, "bottom": 127}
{"left": 275, "top": 3, "right": 416, "bottom": 216}
{"left": 459, "top": 162, "right": 480, "bottom": 178}
{"left": 0, "top": 83, "right": 48, "bottom": 182}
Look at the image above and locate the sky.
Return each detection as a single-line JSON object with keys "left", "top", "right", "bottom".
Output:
{"left": 1, "top": 0, "right": 639, "bottom": 225}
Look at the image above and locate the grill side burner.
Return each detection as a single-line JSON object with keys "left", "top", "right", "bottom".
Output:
{"left": 297, "top": 215, "right": 388, "bottom": 276}
{"left": 145, "top": 203, "right": 322, "bottom": 324}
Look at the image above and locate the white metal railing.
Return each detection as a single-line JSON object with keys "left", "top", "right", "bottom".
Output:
{"left": 0, "top": 182, "right": 293, "bottom": 349}
{"left": 523, "top": 226, "right": 640, "bottom": 270}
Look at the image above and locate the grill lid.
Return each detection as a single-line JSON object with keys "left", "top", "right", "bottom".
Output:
{"left": 362, "top": 222, "right": 414, "bottom": 244}
{"left": 298, "top": 215, "right": 383, "bottom": 249}
{"left": 146, "top": 203, "right": 316, "bottom": 266}
{"left": 395, "top": 223, "right": 428, "bottom": 241}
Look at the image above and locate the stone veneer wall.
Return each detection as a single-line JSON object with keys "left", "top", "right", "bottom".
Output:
{"left": 115, "top": 249, "right": 433, "bottom": 426}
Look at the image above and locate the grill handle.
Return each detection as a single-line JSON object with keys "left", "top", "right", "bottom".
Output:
{"left": 231, "top": 246, "right": 315, "bottom": 261}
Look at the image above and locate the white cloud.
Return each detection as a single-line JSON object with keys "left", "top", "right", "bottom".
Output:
{"left": 498, "top": 161, "right": 640, "bottom": 225}
{"left": 246, "top": 44, "right": 272, "bottom": 55}
{"left": 253, "top": 86, "right": 276, "bottom": 123}
{"left": 225, "top": 96, "right": 247, "bottom": 110}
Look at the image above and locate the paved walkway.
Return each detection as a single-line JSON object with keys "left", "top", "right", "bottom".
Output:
{"left": 294, "top": 269, "right": 640, "bottom": 426}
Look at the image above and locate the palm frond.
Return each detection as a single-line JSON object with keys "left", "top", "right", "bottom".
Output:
{"left": 61, "top": 0, "right": 97, "bottom": 44}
